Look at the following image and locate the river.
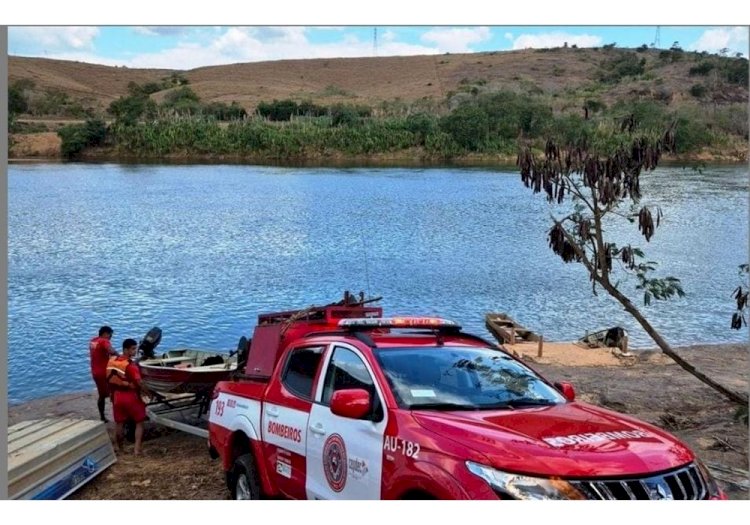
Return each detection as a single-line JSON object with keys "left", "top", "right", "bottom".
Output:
{"left": 7, "top": 162, "right": 748, "bottom": 403}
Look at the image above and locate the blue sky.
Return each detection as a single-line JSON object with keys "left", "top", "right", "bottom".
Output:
{"left": 8, "top": 26, "right": 749, "bottom": 69}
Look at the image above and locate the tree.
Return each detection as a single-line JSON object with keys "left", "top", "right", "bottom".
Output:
{"left": 439, "top": 104, "right": 490, "bottom": 151}
{"left": 8, "top": 84, "right": 29, "bottom": 115}
{"left": 58, "top": 119, "right": 107, "bottom": 159}
{"left": 516, "top": 117, "right": 748, "bottom": 406}
{"left": 161, "top": 86, "right": 201, "bottom": 116}
{"left": 108, "top": 93, "right": 157, "bottom": 125}
{"left": 731, "top": 264, "right": 749, "bottom": 330}
{"left": 8, "top": 83, "right": 29, "bottom": 129}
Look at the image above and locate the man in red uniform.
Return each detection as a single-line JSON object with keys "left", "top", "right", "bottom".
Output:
{"left": 107, "top": 338, "right": 148, "bottom": 455}
{"left": 89, "top": 326, "right": 117, "bottom": 422}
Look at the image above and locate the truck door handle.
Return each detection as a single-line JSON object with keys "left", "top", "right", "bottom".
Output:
{"left": 266, "top": 406, "right": 280, "bottom": 418}
{"left": 310, "top": 423, "right": 326, "bottom": 436}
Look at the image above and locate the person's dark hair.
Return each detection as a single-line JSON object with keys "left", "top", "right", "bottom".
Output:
{"left": 123, "top": 338, "right": 138, "bottom": 350}
{"left": 99, "top": 326, "right": 113, "bottom": 337}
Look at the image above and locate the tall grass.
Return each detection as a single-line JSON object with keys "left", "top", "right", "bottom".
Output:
{"left": 105, "top": 92, "right": 744, "bottom": 160}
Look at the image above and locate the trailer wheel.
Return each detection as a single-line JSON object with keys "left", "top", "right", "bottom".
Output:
{"left": 230, "top": 453, "right": 261, "bottom": 500}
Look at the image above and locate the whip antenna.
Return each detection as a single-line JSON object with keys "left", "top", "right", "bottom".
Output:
{"left": 360, "top": 227, "right": 371, "bottom": 294}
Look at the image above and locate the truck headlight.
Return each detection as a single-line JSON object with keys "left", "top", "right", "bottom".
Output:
{"left": 466, "top": 461, "right": 585, "bottom": 500}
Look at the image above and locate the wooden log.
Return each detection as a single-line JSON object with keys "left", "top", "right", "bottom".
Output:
{"left": 537, "top": 335, "right": 544, "bottom": 358}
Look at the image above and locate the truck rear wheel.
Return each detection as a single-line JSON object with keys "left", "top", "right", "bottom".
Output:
{"left": 230, "top": 453, "right": 261, "bottom": 500}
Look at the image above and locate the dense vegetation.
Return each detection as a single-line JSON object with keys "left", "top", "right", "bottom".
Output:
{"left": 58, "top": 119, "right": 107, "bottom": 159}
{"left": 87, "top": 90, "right": 744, "bottom": 160}
{"left": 8, "top": 47, "right": 747, "bottom": 160}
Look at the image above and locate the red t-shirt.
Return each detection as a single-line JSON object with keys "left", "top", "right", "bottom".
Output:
{"left": 89, "top": 336, "right": 114, "bottom": 377}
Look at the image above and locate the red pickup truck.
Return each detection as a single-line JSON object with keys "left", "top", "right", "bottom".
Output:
{"left": 207, "top": 302, "right": 724, "bottom": 500}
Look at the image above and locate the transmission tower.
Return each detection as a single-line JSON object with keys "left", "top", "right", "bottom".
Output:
{"left": 373, "top": 27, "right": 378, "bottom": 56}
{"left": 652, "top": 26, "right": 661, "bottom": 49}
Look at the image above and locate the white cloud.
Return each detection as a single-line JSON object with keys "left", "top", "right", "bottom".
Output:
{"left": 690, "top": 27, "right": 748, "bottom": 55}
{"left": 511, "top": 32, "right": 602, "bottom": 50}
{"left": 133, "top": 27, "right": 190, "bottom": 37}
{"left": 9, "top": 26, "right": 99, "bottom": 51}
{"left": 504, "top": 32, "right": 513, "bottom": 40}
{"left": 382, "top": 30, "right": 398, "bottom": 42}
{"left": 421, "top": 27, "right": 491, "bottom": 53}
{"left": 38, "top": 27, "right": 440, "bottom": 69}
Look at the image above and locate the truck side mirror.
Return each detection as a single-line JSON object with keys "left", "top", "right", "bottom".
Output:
{"left": 554, "top": 382, "right": 576, "bottom": 402}
{"left": 330, "top": 389, "right": 371, "bottom": 419}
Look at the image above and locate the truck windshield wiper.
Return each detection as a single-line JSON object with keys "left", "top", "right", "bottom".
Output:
{"left": 410, "top": 402, "right": 479, "bottom": 411}
{"left": 505, "top": 399, "right": 558, "bottom": 407}
{"left": 481, "top": 399, "right": 558, "bottom": 409}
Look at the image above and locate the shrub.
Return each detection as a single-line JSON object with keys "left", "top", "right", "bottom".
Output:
{"left": 598, "top": 53, "right": 647, "bottom": 83}
{"left": 609, "top": 100, "right": 670, "bottom": 131}
{"left": 164, "top": 73, "right": 189, "bottom": 87}
{"left": 109, "top": 94, "right": 158, "bottom": 125}
{"left": 297, "top": 100, "right": 327, "bottom": 117}
{"left": 58, "top": 119, "right": 107, "bottom": 159}
{"left": 8, "top": 84, "right": 29, "bottom": 115}
{"left": 674, "top": 115, "right": 714, "bottom": 153}
{"left": 584, "top": 98, "right": 606, "bottom": 114}
{"left": 723, "top": 58, "right": 749, "bottom": 85}
{"left": 689, "top": 84, "right": 707, "bottom": 98}
{"left": 689, "top": 61, "right": 715, "bottom": 76}
{"left": 659, "top": 49, "right": 683, "bottom": 63}
{"left": 551, "top": 114, "right": 592, "bottom": 148}
{"left": 475, "top": 91, "right": 552, "bottom": 139}
{"left": 439, "top": 104, "right": 490, "bottom": 151}
{"left": 329, "top": 104, "right": 360, "bottom": 127}
{"left": 203, "top": 101, "right": 247, "bottom": 121}
{"left": 257, "top": 99, "right": 299, "bottom": 121}
{"left": 162, "top": 87, "right": 202, "bottom": 116}
{"left": 404, "top": 113, "right": 437, "bottom": 145}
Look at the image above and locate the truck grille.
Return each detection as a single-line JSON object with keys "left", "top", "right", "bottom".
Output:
{"left": 569, "top": 463, "right": 708, "bottom": 500}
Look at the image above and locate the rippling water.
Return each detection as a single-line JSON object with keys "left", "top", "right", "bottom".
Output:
{"left": 7, "top": 163, "right": 748, "bottom": 404}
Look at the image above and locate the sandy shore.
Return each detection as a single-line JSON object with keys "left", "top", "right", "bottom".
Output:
{"left": 8, "top": 342, "right": 749, "bottom": 500}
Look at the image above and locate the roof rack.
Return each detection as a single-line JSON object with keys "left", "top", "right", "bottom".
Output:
{"left": 338, "top": 317, "right": 462, "bottom": 331}
{"left": 303, "top": 317, "right": 502, "bottom": 350}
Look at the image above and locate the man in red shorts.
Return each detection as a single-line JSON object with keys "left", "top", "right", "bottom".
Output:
{"left": 89, "top": 326, "right": 117, "bottom": 422}
{"left": 107, "top": 338, "right": 148, "bottom": 455}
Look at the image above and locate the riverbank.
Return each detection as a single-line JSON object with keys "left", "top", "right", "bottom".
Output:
{"left": 8, "top": 132, "right": 749, "bottom": 165}
{"left": 8, "top": 342, "right": 748, "bottom": 500}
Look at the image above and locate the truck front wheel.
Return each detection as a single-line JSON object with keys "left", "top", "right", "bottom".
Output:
{"left": 230, "top": 453, "right": 261, "bottom": 500}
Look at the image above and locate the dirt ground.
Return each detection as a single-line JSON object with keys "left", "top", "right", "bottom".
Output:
{"left": 8, "top": 343, "right": 749, "bottom": 500}
{"left": 9, "top": 49, "right": 748, "bottom": 118}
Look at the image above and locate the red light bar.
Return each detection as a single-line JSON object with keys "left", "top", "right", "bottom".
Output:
{"left": 338, "top": 317, "right": 461, "bottom": 330}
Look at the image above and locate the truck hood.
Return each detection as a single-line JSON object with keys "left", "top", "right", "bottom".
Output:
{"left": 412, "top": 402, "right": 694, "bottom": 478}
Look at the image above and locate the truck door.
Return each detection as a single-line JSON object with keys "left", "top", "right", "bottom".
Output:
{"left": 306, "top": 344, "right": 388, "bottom": 499}
{"left": 261, "top": 344, "right": 326, "bottom": 499}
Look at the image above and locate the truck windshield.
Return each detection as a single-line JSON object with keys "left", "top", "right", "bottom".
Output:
{"left": 374, "top": 347, "right": 565, "bottom": 410}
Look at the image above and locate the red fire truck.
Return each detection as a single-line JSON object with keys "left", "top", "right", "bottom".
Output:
{"left": 207, "top": 299, "right": 724, "bottom": 500}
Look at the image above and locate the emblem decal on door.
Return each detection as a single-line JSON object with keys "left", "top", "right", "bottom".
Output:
{"left": 323, "top": 433, "right": 347, "bottom": 492}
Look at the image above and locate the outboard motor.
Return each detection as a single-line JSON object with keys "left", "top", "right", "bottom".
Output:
{"left": 139, "top": 327, "right": 162, "bottom": 360}
{"left": 230, "top": 336, "right": 250, "bottom": 369}
{"left": 604, "top": 326, "right": 627, "bottom": 350}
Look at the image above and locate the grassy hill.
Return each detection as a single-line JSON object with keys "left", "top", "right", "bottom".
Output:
{"left": 8, "top": 47, "right": 748, "bottom": 162}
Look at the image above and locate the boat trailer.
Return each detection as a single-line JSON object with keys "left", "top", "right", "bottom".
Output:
{"left": 145, "top": 390, "right": 213, "bottom": 439}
